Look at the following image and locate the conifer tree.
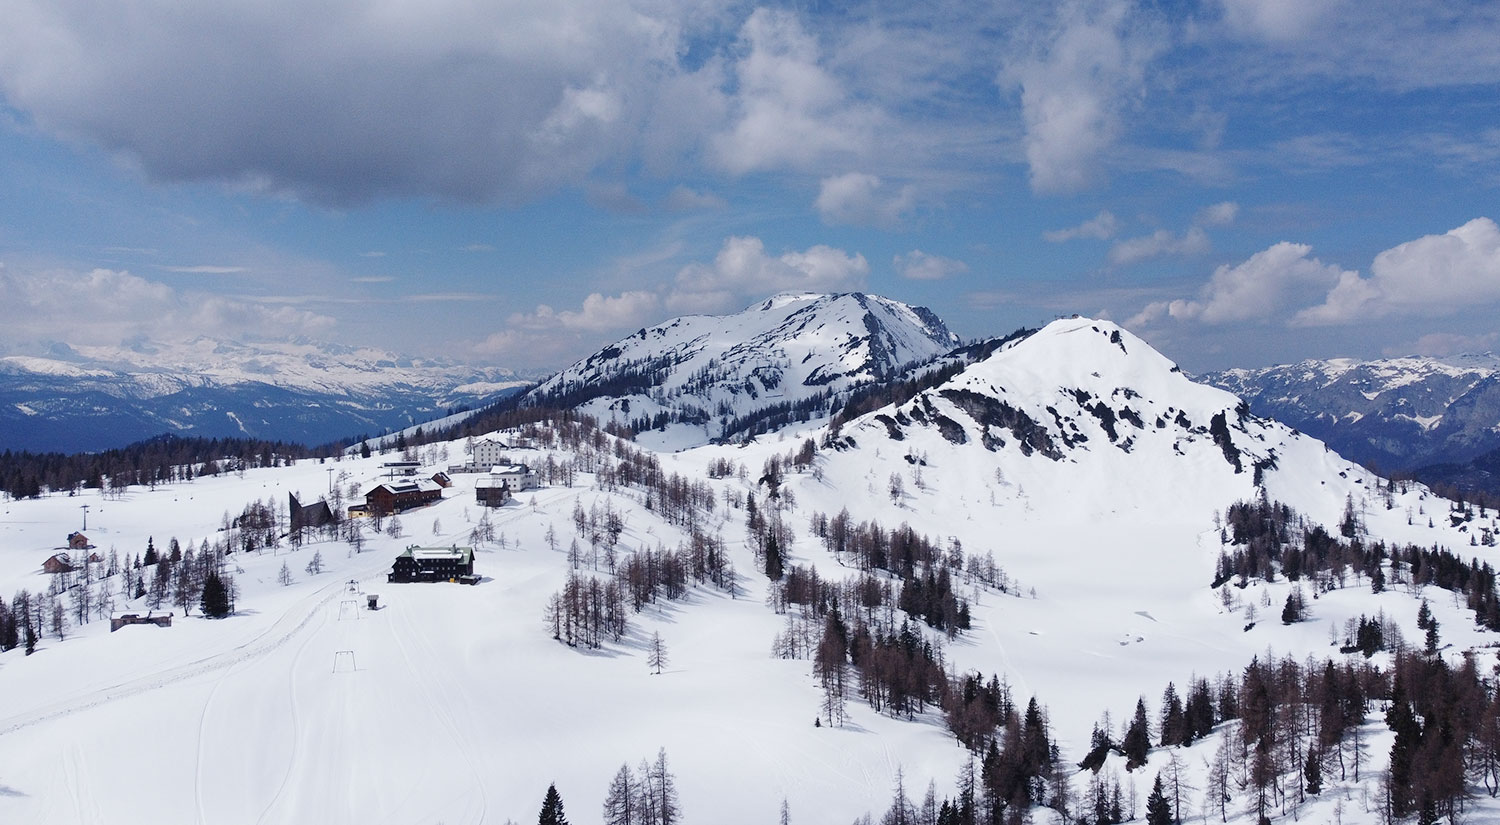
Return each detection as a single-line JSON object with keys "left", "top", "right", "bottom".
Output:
{"left": 765, "top": 533, "right": 784, "bottom": 581}
{"left": 1145, "top": 775, "right": 1171, "bottom": 825}
{"left": 538, "top": 783, "right": 569, "bottom": 825}
{"left": 1304, "top": 744, "right": 1322, "bottom": 794}
{"left": 1121, "top": 697, "right": 1151, "bottom": 770}
{"left": 200, "top": 570, "right": 231, "bottom": 618}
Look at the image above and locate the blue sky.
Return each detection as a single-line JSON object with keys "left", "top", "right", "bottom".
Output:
{"left": 1, "top": 0, "right": 1498, "bottom": 373}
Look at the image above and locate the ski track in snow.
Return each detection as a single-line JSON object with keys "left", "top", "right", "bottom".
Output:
{"left": 251, "top": 606, "right": 320, "bottom": 825}
{"left": 0, "top": 560, "right": 389, "bottom": 740}
{"left": 64, "top": 743, "right": 105, "bottom": 825}
{"left": 193, "top": 655, "right": 237, "bottom": 825}
{"left": 389, "top": 592, "right": 491, "bottom": 823}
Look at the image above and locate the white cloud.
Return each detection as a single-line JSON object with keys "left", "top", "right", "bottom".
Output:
{"left": 507, "top": 290, "right": 661, "bottom": 333}
{"left": 814, "top": 173, "right": 914, "bottom": 228}
{"left": 893, "top": 250, "right": 967, "bottom": 281}
{"left": 0, "top": 265, "right": 334, "bottom": 349}
{"left": 1109, "top": 226, "right": 1210, "bottom": 266}
{"left": 477, "top": 290, "right": 662, "bottom": 367}
{"left": 1043, "top": 211, "right": 1120, "bottom": 242}
{"left": 1294, "top": 217, "right": 1500, "bottom": 325}
{"left": 710, "top": 9, "right": 883, "bottom": 176}
{"left": 1001, "top": 0, "right": 1160, "bottom": 193}
{"left": 1196, "top": 201, "right": 1239, "bottom": 226}
{"left": 1219, "top": 0, "right": 1342, "bottom": 42}
{"left": 668, "top": 236, "right": 867, "bottom": 313}
{"left": 1129, "top": 241, "right": 1349, "bottom": 326}
{"left": 0, "top": 0, "right": 698, "bottom": 204}
{"left": 663, "top": 186, "right": 727, "bottom": 211}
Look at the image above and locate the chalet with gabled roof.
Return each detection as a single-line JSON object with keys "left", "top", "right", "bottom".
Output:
{"left": 388, "top": 544, "right": 477, "bottom": 584}
{"left": 364, "top": 479, "right": 442, "bottom": 516}
{"left": 289, "top": 493, "right": 335, "bottom": 532}
{"left": 42, "top": 553, "right": 75, "bottom": 574}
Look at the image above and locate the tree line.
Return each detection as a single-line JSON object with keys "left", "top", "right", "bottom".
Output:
{"left": 0, "top": 433, "right": 327, "bottom": 500}
{"left": 1216, "top": 496, "right": 1500, "bottom": 631}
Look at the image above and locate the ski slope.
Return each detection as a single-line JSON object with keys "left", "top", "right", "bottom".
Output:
{"left": 3, "top": 317, "right": 1500, "bottom": 823}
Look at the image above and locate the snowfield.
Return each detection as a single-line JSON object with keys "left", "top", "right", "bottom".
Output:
{"left": 2, "top": 317, "right": 1499, "bottom": 824}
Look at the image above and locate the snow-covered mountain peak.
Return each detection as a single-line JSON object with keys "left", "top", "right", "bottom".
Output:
{"left": 528, "top": 292, "right": 959, "bottom": 447}
{"left": 835, "top": 314, "right": 1373, "bottom": 521}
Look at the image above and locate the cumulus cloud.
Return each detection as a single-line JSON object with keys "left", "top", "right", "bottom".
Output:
{"left": 893, "top": 251, "right": 967, "bottom": 281}
{"left": 1106, "top": 202, "right": 1236, "bottom": 265}
{"left": 0, "top": 0, "right": 697, "bottom": 205}
{"left": 506, "top": 291, "right": 661, "bottom": 333}
{"left": 710, "top": 9, "right": 883, "bottom": 176}
{"left": 1043, "top": 211, "right": 1120, "bottom": 242}
{"left": 1109, "top": 226, "right": 1210, "bottom": 266}
{"left": 815, "top": 173, "right": 915, "bottom": 228}
{"left": 1294, "top": 218, "right": 1500, "bottom": 325}
{"left": 668, "top": 236, "right": 868, "bottom": 314}
{"left": 1196, "top": 201, "right": 1239, "bottom": 226}
{"left": 1129, "top": 241, "right": 1349, "bottom": 326}
{"left": 475, "top": 290, "right": 662, "bottom": 367}
{"left": 1001, "top": 0, "right": 1160, "bottom": 193}
{"left": 0, "top": 265, "right": 334, "bottom": 350}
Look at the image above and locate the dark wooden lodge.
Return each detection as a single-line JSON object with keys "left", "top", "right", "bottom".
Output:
{"left": 289, "top": 493, "right": 334, "bottom": 531}
{"left": 364, "top": 479, "right": 442, "bottom": 516}
{"left": 388, "top": 545, "right": 478, "bottom": 584}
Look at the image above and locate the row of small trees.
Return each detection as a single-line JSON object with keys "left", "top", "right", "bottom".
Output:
{"left": 528, "top": 749, "right": 681, "bottom": 825}
{"left": 0, "top": 540, "right": 237, "bottom": 656}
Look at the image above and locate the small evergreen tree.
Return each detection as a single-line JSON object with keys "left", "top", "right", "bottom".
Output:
{"left": 538, "top": 783, "right": 570, "bottom": 825}
{"left": 200, "top": 571, "right": 231, "bottom": 618}
{"left": 1122, "top": 697, "right": 1151, "bottom": 770}
{"left": 1280, "top": 591, "right": 1303, "bottom": 624}
{"left": 1145, "top": 775, "right": 1171, "bottom": 825}
{"left": 765, "top": 533, "right": 784, "bottom": 581}
{"left": 1304, "top": 744, "right": 1322, "bottom": 795}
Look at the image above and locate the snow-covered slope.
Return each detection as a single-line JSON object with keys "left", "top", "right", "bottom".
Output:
{"left": 1203, "top": 353, "right": 1500, "bottom": 473}
{"left": 0, "top": 337, "right": 535, "bottom": 452}
{"left": 526, "top": 292, "right": 959, "bottom": 449}
{"left": 2, "top": 315, "right": 1498, "bottom": 825}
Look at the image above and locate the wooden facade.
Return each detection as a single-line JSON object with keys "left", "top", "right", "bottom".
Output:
{"left": 387, "top": 545, "right": 477, "bottom": 584}
{"left": 111, "top": 612, "right": 173, "bottom": 632}
{"left": 42, "top": 553, "right": 74, "bottom": 574}
{"left": 364, "top": 480, "right": 442, "bottom": 515}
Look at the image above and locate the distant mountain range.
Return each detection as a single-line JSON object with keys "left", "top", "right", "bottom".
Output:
{"left": 0, "top": 337, "right": 536, "bottom": 453}
{"left": 9, "top": 295, "right": 1500, "bottom": 501}
{"left": 1201, "top": 354, "right": 1500, "bottom": 495}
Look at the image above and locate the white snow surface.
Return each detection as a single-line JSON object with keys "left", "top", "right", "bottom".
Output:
{"left": 2, "top": 317, "right": 1499, "bottom": 824}
{"left": 531, "top": 292, "right": 959, "bottom": 449}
